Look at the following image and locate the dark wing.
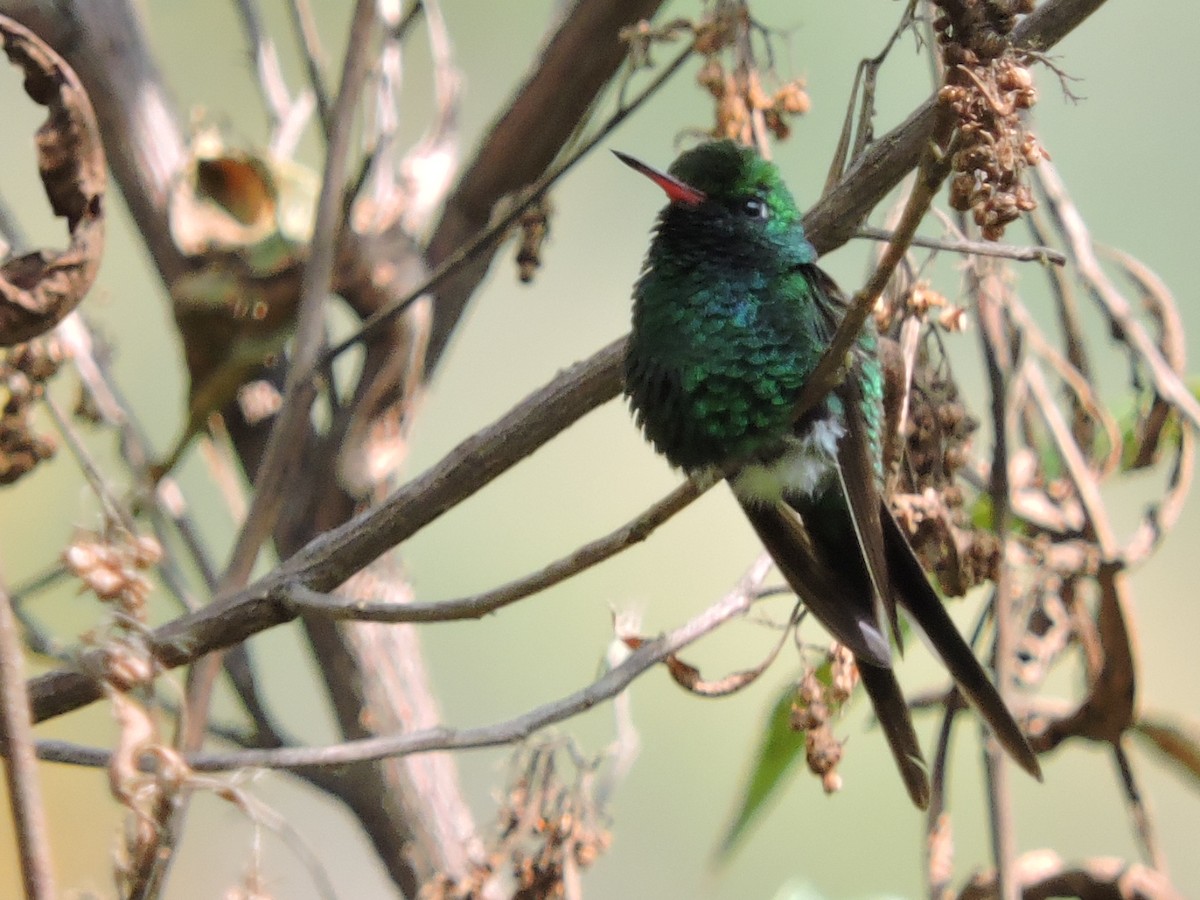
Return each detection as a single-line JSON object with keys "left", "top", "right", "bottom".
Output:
{"left": 834, "top": 380, "right": 902, "bottom": 649}
{"left": 881, "top": 503, "right": 1043, "bottom": 780}
{"left": 738, "top": 498, "right": 891, "bottom": 667}
{"left": 738, "top": 497, "right": 931, "bottom": 808}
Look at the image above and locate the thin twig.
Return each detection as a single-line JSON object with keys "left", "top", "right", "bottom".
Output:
{"left": 790, "top": 100, "right": 958, "bottom": 426}
{"left": 1113, "top": 740, "right": 1168, "bottom": 874}
{"left": 40, "top": 393, "right": 135, "bottom": 533}
{"left": 42, "top": 392, "right": 209, "bottom": 620}
{"left": 0, "top": 581, "right": 57, "bottom": 900}
{"left": 855, "top": 225, "right": 1065, "bottom": 264}
{"left": 287, "top": 475, "right": 713, "bottom": 622}
{"left": 1034, "top": 158, "right": 1200, "bottom": 432}
{"left": 325, "top": 42, "right": 694, "bottom": 366}
{"left": 1004, "top": 293, "right": 1123, "bottom": 477}
{"left": 37, "top": 555, "right": 775, "bottom": 773}
{"left": 1122, "top": 424, "right": 1195, "bottom": 567}
{"left": 1020, "top": 364, "right": 1118, "bottom": 557}
{"left": 1025, "top": 206, "right": 1096, "bottom": 452}
{"left": 1103, "top": 245, "right": 1187, "bottom": 467}
{"left": 27, "top": 338, "right": 626, "bottom": 723}
{"left": 825, "top": 0, "right": 918, "bottom": 191}
{"left": 195, "top": 776, "right": 340, "bottom": 900}
{"left": 925, "top": 692, "right": 964, "bottom": 900}
{"left": 283, "top": 0, "right": 333, "bottom": 135}
{"left": 973, "top": 250, "right": 1020, "bottom": 900}
{"left": 233, "top": 0, "right": 293, "bottom": 131}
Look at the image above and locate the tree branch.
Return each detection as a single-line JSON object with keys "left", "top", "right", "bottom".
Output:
{"left": 0, "top": 583, "right": 56, "bottom": 900}
{"left": 287, "top": 474, "right": 713, "bottom": 622}
{"left": 23, "top": 0, "right": 1111, "bottom": 727}
{"left": 27, "top": 338, "right": 625, "bottom": 723}
{"left": 424, "top": 0, "right": 669, "bottom": 370}
{"left": 34, "top": 555, "right": 773, "bottom": 773}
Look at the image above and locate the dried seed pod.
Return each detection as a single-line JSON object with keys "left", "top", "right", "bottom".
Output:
{"left": 696, "top": 56, "right": 724, "bottom": 97}
{"left": 774, "top": 80, "right": 810, "bottom": 115}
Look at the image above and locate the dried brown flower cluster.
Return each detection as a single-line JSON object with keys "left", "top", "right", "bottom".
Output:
{"left": 892, "top": 352, "right": 1001, "bottom": 597}
{"left": 64, "top": 527, "right": 163, "bottom": 687}
{"left": 0, "top": 336, "right": 63, "bottom": 483}
{"left": 790, "top": 645, "right": 859, "bottom": 794}
{"left": 64, "top": 530, "right": 161, "bottom": 615}
{"left": 619, "top": 3, "right": 810, "bottom": 146}
{"left": 422, "top": 742, "right": 611, "bottom": 899}
{"left": 515, "top": 196, "right": 552, "bottom": 284}
{"left": 61, "top": 524, "right": 178, "bottom": 892}
{"left": 875, "top": 281, "right": 969, "bottom": 335}
{"left": 696, "top": 56, "right": 810, "bottom": 143}
{"left": 933, "top": 0, "right": 1044, "bottom": 239}
{"left": 109, "top": 690, "right": 191, "bottom": 894}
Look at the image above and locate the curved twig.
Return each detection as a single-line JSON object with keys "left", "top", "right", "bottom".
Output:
{"left": 287, "top": 474, "right": 713, "bottom": 622}
{"left": 35, "top": 555, "right": 774, "bottom": 773}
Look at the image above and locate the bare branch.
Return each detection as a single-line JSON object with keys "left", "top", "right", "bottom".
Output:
{"left": 424, "top": 0, "right": 670, "bottom": 370}
{"left": 0, "top": 582, "right": 56, "bottom": 900}
{"left": 855, "top": 225, "right": 1065, "bottom": 265}
{"left": 288, "top": 475, "right": 713, "bottom": 622}
{"left": 973, "top": 253, "right": 1020, "bottom": 900}
{"left": 27, "top": 338, "right": 625, "bottom": 722}
{"left": 1033, "top": 158, "right": 1200, "bottom": 432}
{"left": 283, "top": 0, "right": 333, "bottom": 135}
{"left": 1113, "top": 741, "right": 1168, "bottom": 873}
{"left": 36, "top": 555, "right": 774, "bottom": 773}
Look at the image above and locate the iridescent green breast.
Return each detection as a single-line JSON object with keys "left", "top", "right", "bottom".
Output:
{"left": 624, "top": 260, "right": 830, "bottom": 472}
{"left": 621, "top": 139, "right": 880, "bottom": 480}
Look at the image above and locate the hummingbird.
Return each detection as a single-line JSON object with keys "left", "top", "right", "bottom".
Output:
{"left": 616, "top": 140, "right": 1041, "bottom": 808}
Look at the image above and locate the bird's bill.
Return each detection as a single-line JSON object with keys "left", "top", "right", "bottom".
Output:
{"left": 613, "top": 150, "right": 706, "bottom": 207}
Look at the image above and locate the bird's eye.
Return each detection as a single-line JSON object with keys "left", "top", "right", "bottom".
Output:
{"left": 742, "top": 197, "right": 769, "bottom": 220}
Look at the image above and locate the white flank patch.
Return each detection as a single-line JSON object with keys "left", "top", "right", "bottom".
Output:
{"left": 732, "top": 417, "right": 845, "bottom": 504}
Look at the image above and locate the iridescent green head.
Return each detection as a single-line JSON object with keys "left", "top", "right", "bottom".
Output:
{"left": 614, "top": 140, "right": 816, "bottom": 270}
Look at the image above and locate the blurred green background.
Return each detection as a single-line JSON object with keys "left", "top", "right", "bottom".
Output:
{"left": 1, "top": 1, "right": 1197, "bottom": 897}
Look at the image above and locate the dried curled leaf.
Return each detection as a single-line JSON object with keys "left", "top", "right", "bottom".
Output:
{"left": 1030, "top": 565, "right": 1137, "bottom": 752}
{"left": 960, "top": 849, "right": 1183, "bottom": 900}
{"left": 0, "top": 16, "right": 106, "bottom": 346}
{"left": 621, "top": 609, "right": 790, "bottom": 698}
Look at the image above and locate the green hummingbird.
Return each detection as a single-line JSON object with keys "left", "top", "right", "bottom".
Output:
{"left": 617, "top": 140, "right": 1041, "bottom": 808}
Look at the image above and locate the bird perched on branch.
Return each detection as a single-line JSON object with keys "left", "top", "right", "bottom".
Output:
{"left": 617, "top": 139, "right": 1040, "bottom": 808}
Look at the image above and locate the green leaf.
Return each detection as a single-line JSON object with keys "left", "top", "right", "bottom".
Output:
{"left": 715, "top": 681, "right": 807, "bottom": 861}
{"left": 967, "top": 492, "right": 994, "bottom": 531}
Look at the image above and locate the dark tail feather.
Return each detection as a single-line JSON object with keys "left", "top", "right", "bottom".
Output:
{"left": 881, "top": 504, "right": 1043, "bottom": 780}
{"left": 738, "top": 499, "right": 892, "bottom": 668}
{"left": 858, "top": 662, "right": 931, "bottom": 809}
{"left": 738, "top": 500, "right": 931, "bottom": 808}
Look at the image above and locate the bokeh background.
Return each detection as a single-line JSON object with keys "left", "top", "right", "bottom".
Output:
{"left": 0, "top": 1, "right": 1197, "bottom": 897}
